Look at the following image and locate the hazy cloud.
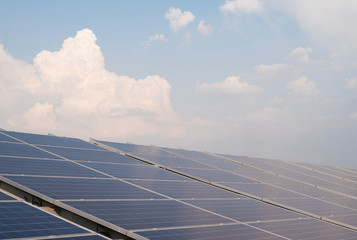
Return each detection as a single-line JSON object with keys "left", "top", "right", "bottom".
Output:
{"left": 165, "top": 7, "right": 195, "bottom": 32}
{"left": 220, "top": 0, "right": 262, "bottom": 14}
{"left": 255, "top": 63, "right": 295, "bottom": 79}
{"left": 287, "top": 47, "right": 312, "bottom": 63}
{"left": 197, "top": 20, "right": 213, "bottom": 35}
{"left": 286, "top": 76, "right": 319, "bottom": 97}
{"left": 196, "top": 76, "right": 261, "bottom": 94}
{"left": 346, "top": 78, "right": 357, "bottom": 90}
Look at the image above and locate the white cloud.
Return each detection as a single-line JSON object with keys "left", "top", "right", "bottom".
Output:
{"left": 145, "top": 34, "right": 167, "bottom": 47}
{"left": 165, "top": 7, "right": 195, "bottom": 32}
{"left": 242, "top": 107, "right": 280, "bottom": 121}
{"left": 286, "top": 76, "right": 319, "bottom": 97}
{"left": 0, "top": 29, "right": 179, "bottom": 139}
{"left": 284, "top": 1, "right": 357, "bottom": 54}
{"left": 346, "top": 78, "right": 357, "bottom": 90}
{"left": 287, "top": 47, "right": 312, "bottom": 63}
{"left": 220, "top": 0, "right": 262, "bottom": 14}
{"left": 255, "top": 63, "right": 295, "bottom": 79}
{"left": 197, "top": 20, "right": 213, "bottom": 35}
{"left": 196, "top": 76, "right": 261, "bottom": 94}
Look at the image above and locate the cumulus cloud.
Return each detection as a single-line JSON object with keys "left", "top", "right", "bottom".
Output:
{"left": 197, "top": 20, "right": 213, "bottom": 35}
{"left": 346, "top": 78, "right": 357, "bottom": 90}
{"left": 145, "top": 34, "right": 167, "bottom": 47}
{"left": 286, "top": 76, "right": 319, "bottom": 97}
{"left": 196, "top": 76, "right": 261, "bottom": 94}
{"left": 165, "top": 7, "right": 195, "bottom": 32}
{"left": 287, "top": 47, "right": 312, "bottom": 63}
{"left": 0, "top": 29, "right": 179, "bottom": 139}
{"left": 220, "top": 0, "right": 262, "bottom": 14}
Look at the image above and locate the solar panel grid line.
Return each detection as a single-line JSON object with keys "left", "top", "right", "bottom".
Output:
{"left": 19, "top": 233, "right": 106, "bottom": 240}
{"left": 204, "top": 152, "right": 357, "bottom": 201}
{"left": 0, "top": 176, "right": 56, "bottom": 205}
{"left": 285, "top": 160, "right": 357, "bottom": 184}
{"left": 50, "top": 201, "right": 133, "bottom": 238}
{"left": 130, "top": 222, "right": 291, "bottom": 240}
{"left": 1, "top": 174, "right": 112, "bottom": 180}
{"left": 97, "top": 141, "right": 357, "bottom": 228}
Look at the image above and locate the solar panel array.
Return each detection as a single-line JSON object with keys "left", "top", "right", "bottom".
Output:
{"left": 0, "top": 130, "right": 356, "bottom": 239}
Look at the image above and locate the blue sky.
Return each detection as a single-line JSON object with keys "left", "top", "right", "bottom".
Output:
{"left": 1, "top": 0, "right": 357, "bottom": 168}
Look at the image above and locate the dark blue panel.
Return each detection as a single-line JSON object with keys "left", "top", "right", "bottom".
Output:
{"left": 81, "top": 162, "right": 188, "bottom": 181}
{"left": 0, "top": 191, "right": 15, "bottom": 201}
{"left": 163, "top": 147, "right": 225, "bottom": 161}
{"left": 0, "top": 202, "right": 89, "bottom": 239}
{"left": 252, "top": 218, "right": 357, "bottom": 240}
{"left": 63, "top": 200, "right": 232, "bottom": 230}
{"left": 0, "top": 132, "right": 20, "bottom": 143}
{"left": 0, "top": 156, "right": 106, "bottom": 178}
{"left": 175, "top": 168, "right": 257, "bottom": 183}
{"left": 330, "top": 214, "right": 357, "bottom": 228}
{"left": 323, "top": 197, "right": 357, "bottom": 210}
{"left": 5, "top": 176, "right": 164, "bottom": 200}
{"left": 221, "top": 182, "right": 304, "bottom": 198}
{"left": 128, "top": 180, "right": 242, "bottom": 199}
{"left": 273, "top": 198, "right": 356, "bottom": 217}
{"left": 3, "top": 131, "right": 102, "bottom": 150}
{"left": 97, "top": 141, "right": 171, "bottom": 155}
{"left": 41, "top": 146, "right": 142, "bottom": 164}
{"left": 0, "top": 142, "right": 60, "bottom": 159}
{"left": 137, "top": 223, "right": 285, "bottom": 240}
{"left": 184, "top": 199, "right": 303, "bottom": 222}
{"left": 42, "top": 236, "right": 107, "bottom": 240}
{"left": 134, "top": 153, "right": 214, "bottom": 169}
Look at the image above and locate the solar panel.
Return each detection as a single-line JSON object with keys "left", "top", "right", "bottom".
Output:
{"left": 63, "top": 200, "right": 233, "bottom": 230}
{"left": 2, "top": 131, "right": 357, "bottom": 240}
{"left": 0, "top": 191, "right": 106, "bottom": 240}
{"left": 2, "top": 131, "right": 103, "bottom": 150}
{"left": 80, "top": 162, "right": 188, "bottom": 181}
{"left": 4, "top": 176, "right": 165, "bottom": 200}
{"left": 183, "top": 199, "right": 305, "bottom": 223}
{"left": 127, "top": 180, "right": 242, "bottom": 199}
{"left": 0, "top": 142, "right": 60, "bottom": 159}
{"left": 0, "top": 156, "right": 106, "bottom": 178}
{"left": 136, "top": 223, "right": 286, "bottom": 240}
{"left": 0, "top": 132, "right": 20, "bottom": 143}
{"left": 41, "top": 145, "right": 143, "bottom": 164}
{"left": 251, "top": 218, "right": 357, "bottom": 240}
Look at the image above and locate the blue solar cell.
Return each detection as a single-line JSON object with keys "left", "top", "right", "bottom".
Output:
{"left": 252, "top": 218, "right": 357, "bottom": 240}
{"left": 128, "top": 180, "right": 242, "bottom": 199}
{"left": 136, "top": 223, "right": 285, "bottom": 240}
{"left": 330, "top": 214, "right": 357, "bottom": 228}
{"left": 175, "top": 168, "right": 257, "bottom": 183}
{"left": 81, "top": 162, "right": 188, "bottom": 180}
{"left": 163, "top": 147, "right": 225, "bottom": 161}
{"left": 3, "top": 131, "right": 102, "bottom": 150}
{"left": 0, "top": 142, "right": 60, "bottom": 159}
{"left": 134, "top": 153, "right": 214, "bottom": 169}
{"left": 0, "top": 191, "right": 15, "bottom": 201}
{"left": 0, "top": 202, "right": 89, "bottom": 239}
{"left": 184, "top": 199, "right": 303, "bottom": 222}
{"left": 41, "top": 146, "right": 142, "bottom": 164}
{"left": 322, "top": 197, "right": 357, "bottom": 210}
{"left": 0, "top": 132, "right": 20, "bottom": 143}
{"left": 273, "top": 198, "right": 357, "bottom": 217}
{"left": 221, "top": 182, "right": 304, "bottom": 198}
{"left": 63, "top": 200, "right": 233, "bottom": 230}
{"left": 97, "top": 140, "right": 171, "bottom": 155}
{"left": 0, "top": 156, "right": 106, "bottom": 178}
{"left": 42, "top": 236, "right": 107, "bottom": 240}
{"left": 5, "top": 176, "right": 165, "bottom": 200}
